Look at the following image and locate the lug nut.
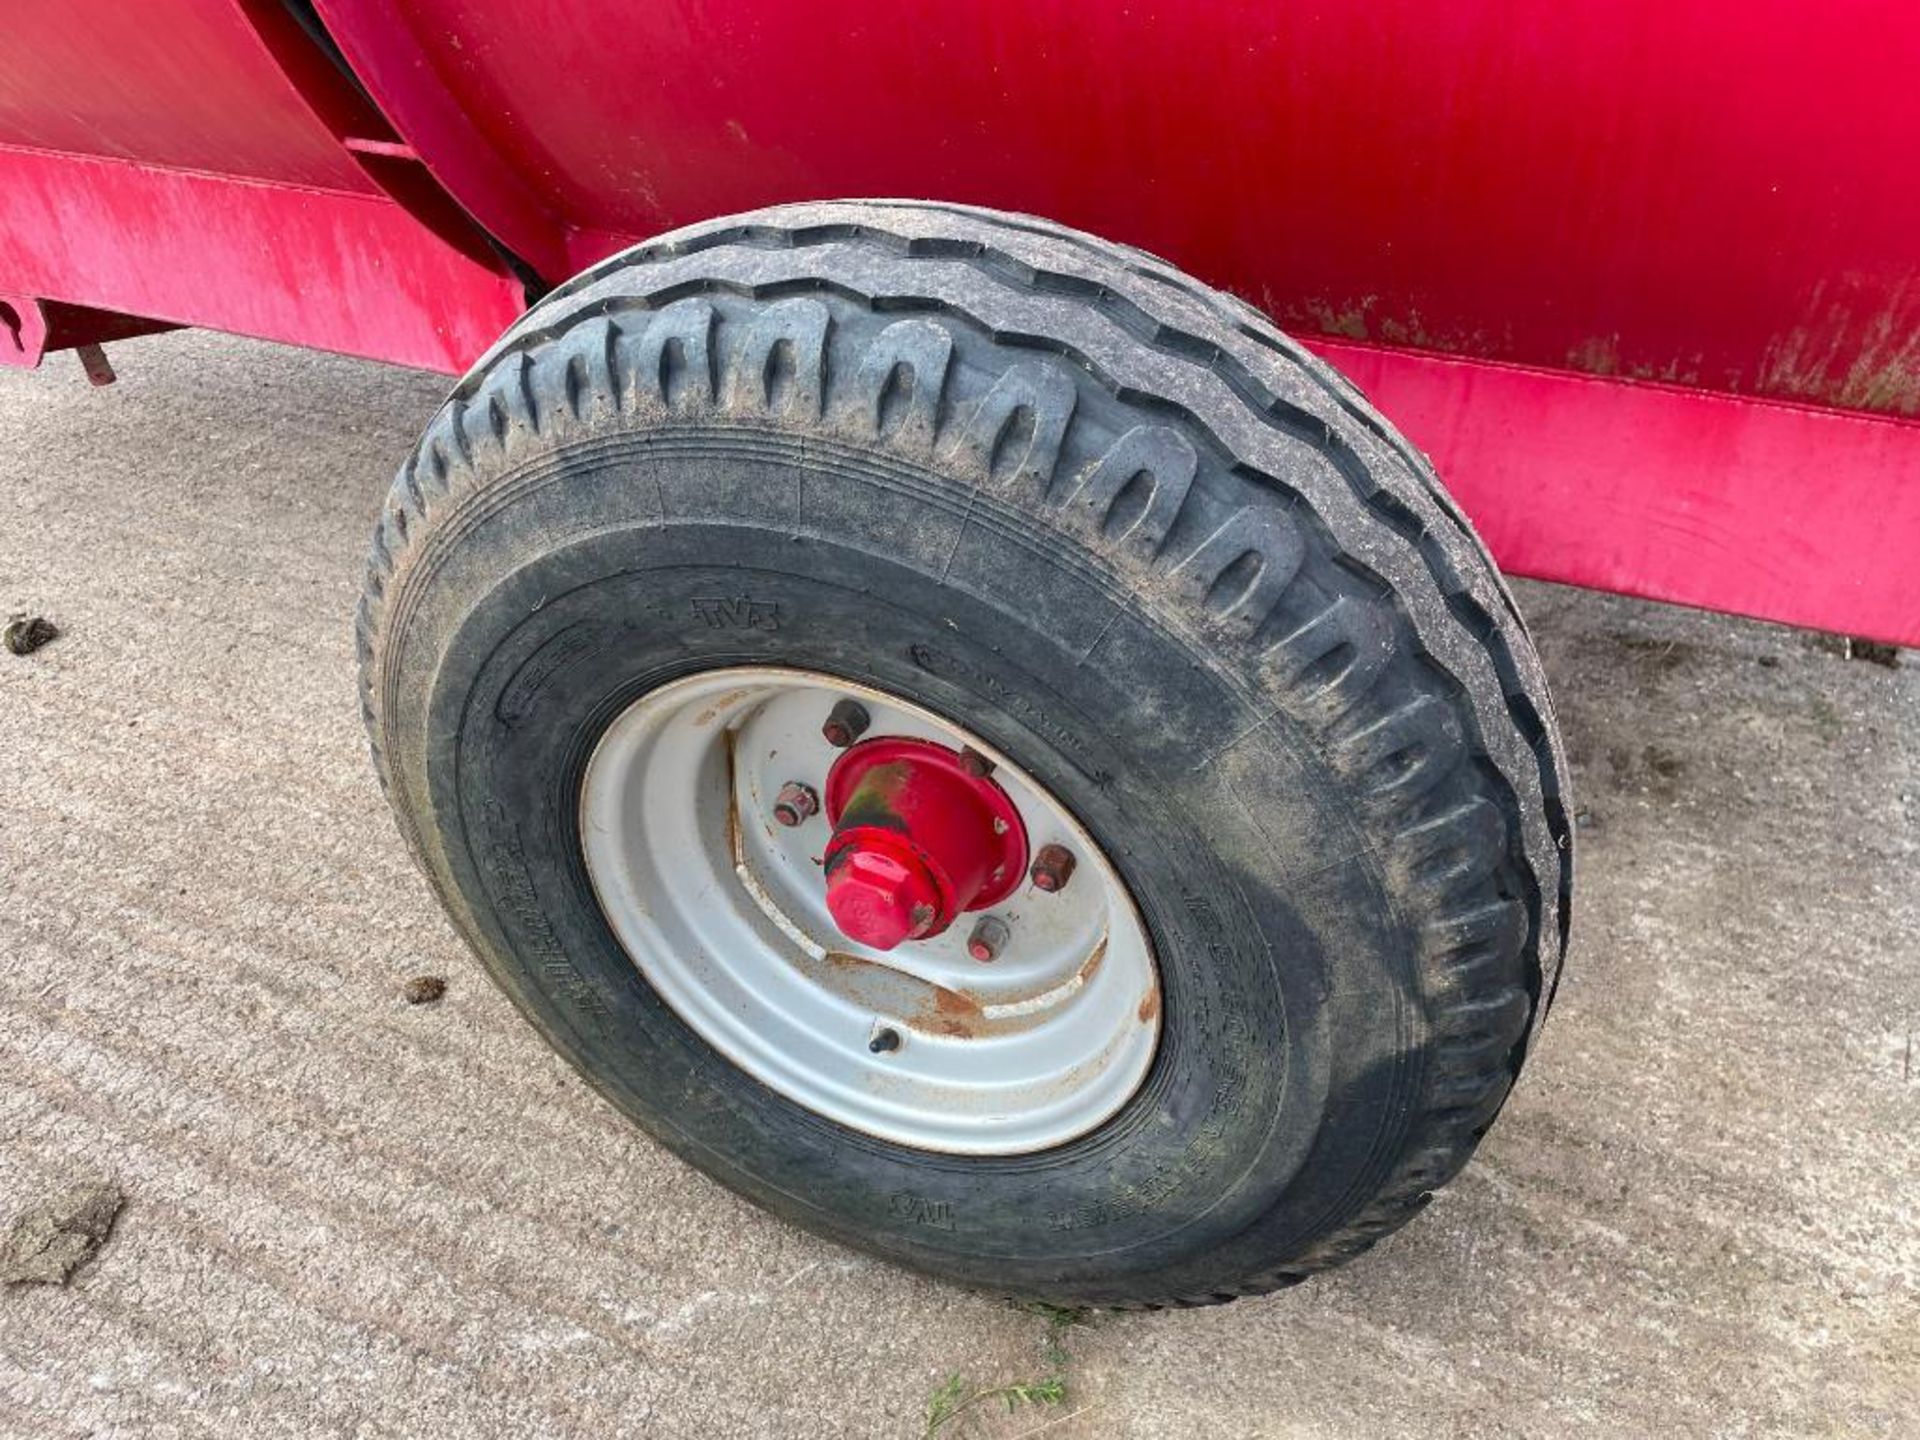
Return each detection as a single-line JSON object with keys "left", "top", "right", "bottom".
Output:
{"left": 869, "top": 1026, "right": 901, "bottom": 1054}
{"left": 958, "top": 746, "right": 994, "bottom": 778}
{"left": 1030, "top": 843, "right": 1077, "bottom": 893}
{"left": 822, "top": 699, "right": 871, "bottom": 749}
{"left": 772, "top": 781, "right": 819, "bottom": 827}
{"left": 966, "top": 915, "right": 1010, "bottom": 963}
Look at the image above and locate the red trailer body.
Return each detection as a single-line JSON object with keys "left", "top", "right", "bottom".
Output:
{"left": 3, "top": 0, "right": 1917, "bottom": 642}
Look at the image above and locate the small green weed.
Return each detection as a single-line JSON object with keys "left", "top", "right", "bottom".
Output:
{"left": 919, "top": 1302, "right": 1091, "bottom": 1435}
{"left": 922, "top": 1372, "right": 1065, "bottom": 1435}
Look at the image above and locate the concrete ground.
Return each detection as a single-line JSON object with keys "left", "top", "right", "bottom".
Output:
{"left": 1, "top": 331, "right": 1914, "bottom": 1440}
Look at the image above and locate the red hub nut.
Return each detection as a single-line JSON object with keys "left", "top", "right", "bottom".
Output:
{"left": 822, "top": 840, "right": 942, "bottom": 949}
{"left": 821, "top": 738, "right": 1028, "bottom": 950}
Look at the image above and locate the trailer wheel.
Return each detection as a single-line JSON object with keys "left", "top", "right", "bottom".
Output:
{"left": 357, "top": 201, "right": 1571, "bottom": 1306}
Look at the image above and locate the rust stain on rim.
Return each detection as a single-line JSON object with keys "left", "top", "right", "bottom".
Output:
{"left": 808, "top": 950, "right": 995, "bottom": 1039}
{"left": 1075, "top": 937, "right": 1108, "bottom": 987}
{"left": 723, "top": 726, "right": 741, "bottom": 864}
{"left": 915, "top": 982, "right": 985, "bottom": 1038}
{"left": 810, "top": 941, "right": 1119, "bottom": 1043}
{"left": 690, "top": 687, "right": 756, "bottom": 728}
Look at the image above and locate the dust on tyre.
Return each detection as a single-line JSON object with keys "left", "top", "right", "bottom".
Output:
{"left": 358, "top": 200, "right": 1571, "bottom": 1306}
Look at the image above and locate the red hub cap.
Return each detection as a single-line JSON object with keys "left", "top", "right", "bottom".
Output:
{"left": 821, "top": 738, "right": 1029, "bottom": 950}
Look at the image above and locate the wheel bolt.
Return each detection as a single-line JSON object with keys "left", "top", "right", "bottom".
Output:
{"left": 958, "top": 746, "right": 994, "bottom": 778}
{"left": 966, "top": 915, "right": 1010, "bottom": 963}
{"left": 773, "top": 781, "right": 819, "bottom": 827}
{"left": 1030, "top": 843, "right": 1077, "bottom": 893}
{"left": 869, "top": 1026, "right": 901, "bottom": 1054}
{"left": 822, "top": 699, "right": 871, "bottom": 749}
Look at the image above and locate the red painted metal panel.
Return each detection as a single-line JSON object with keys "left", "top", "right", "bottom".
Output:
{"left": 0, "top": 147, "right": 522, "bottom": 372}
{"left": 0, "top": 1, "right": 374, "bottom": 193}
{"left": 309, "top": 0, "right": 574, "bottom": 280}
{"left": 316, "top": 0, "right": 1920, "bottom": 424}
{"left": 2, "top": 0, "right": 1917, "bottom": 642}
{"left": 0, "top": 0, "right": 525, "bottom": 369}
{"left": 1308, "top": 341, "right": 1920, "bottom": 647}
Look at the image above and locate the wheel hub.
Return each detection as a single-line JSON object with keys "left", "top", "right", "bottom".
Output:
{"left": 822, "top": 738, "right": 1028, "bottom": 949}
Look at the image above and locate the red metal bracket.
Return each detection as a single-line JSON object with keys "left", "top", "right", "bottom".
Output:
{"left": 0, "top": 295, "right": 180, "bottom": 372}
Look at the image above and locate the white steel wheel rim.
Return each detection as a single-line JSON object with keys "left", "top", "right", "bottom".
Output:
{"left": 578, "top": 667, "right": 1161, "bottom": 1155}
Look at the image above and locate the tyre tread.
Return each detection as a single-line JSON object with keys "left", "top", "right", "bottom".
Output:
{"left": 358, "top": 201, "right": 1573, "bottom": 1309}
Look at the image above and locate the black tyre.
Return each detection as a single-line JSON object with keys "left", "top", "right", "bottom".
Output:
{"left": 357, "top": 200, "right": 1571, "bottom": 1306}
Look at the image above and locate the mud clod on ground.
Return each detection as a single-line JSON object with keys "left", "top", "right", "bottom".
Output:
{"left": 3, "top": 614, "right": 58, "bottom": 655}
{"left": 2, "top": 1181, "right": 125, "bottom": 1285}
{"left": 1643, "top": 744, "right": 1686, "bottom": 779}
{"left": 402, "top": 975, "right": 448, "bottom": 1005}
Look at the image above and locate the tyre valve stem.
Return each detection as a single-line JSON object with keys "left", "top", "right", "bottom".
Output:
{"left": 868, "top": 1026, "right": 901, "bottom": 1054}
